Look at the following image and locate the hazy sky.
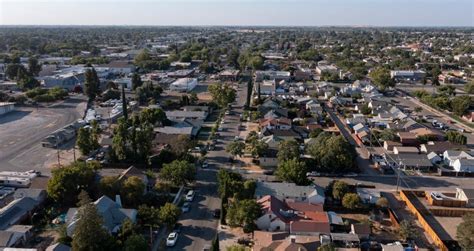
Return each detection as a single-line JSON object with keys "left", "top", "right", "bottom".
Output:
{"left": 1, "top": 0, "right": 473, "bottom": 26}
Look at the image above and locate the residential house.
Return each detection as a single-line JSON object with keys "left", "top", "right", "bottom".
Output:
{"left": 390, "top": 70, "right": 426, "bottom": 81}
{"left": 259, "top": 149, "right": 279, "bottom": 167}
{"left": 0, "top": 225, "right": 33, "bottom": 248}
{"left": 252, "top": 231, "right": 320, "bottom": 251}
{"left": 386, "top": 153, "right": 433, "bottom": 170}
{"left": 218, "top": 69, "right": 240, "bottom": 81}
{"left": 356, "top": 188, "right": 380, "bottom": 205}
{"left": 117, "top": 166, "right": 150, "bottom": 192}
{"left": 393, "top": 146, "right": 419, "bottom": 155}
{"left": 409, "top": 128, "right": 444, "bottom": 141}
{"left": 443, "top": 150, "right": 474, "bottom": 167}
{"left": 259, "top": 118, "right": 292, "bottom": 131}
{"left": 397, "top": 132, "right": 418, "bottom": 146}
{"left": 383, "top": 141, "right": 402, "bottom": 152}
{"left": 254, "top": 71, "right": 291, "bottom": 82}
{"left": 66, "top": 196, "right": 137, "bottom": 236}
{"left": 169, "top": 78, "right": 198, "bottom": 92}
{"left": 255, "top": 182, "right": 325, "bottom": 205}
{"left": 46, "top": 243, "right": 71, "bottom": 251}
{"left": 165, "top": 110, "right": 208, "bottom": 121}
{"left": 261, "top": 135, "right": 285, "bottom": 149}
{"left": 0, "top": 197, "right": 39, "bottom": 230}
{"left": 455, "top": 188, "right": 474, "bottom": 208}
{"left": 427, "top": 152, "right": 442, "bottom": 164}
{"left": 256, "top": 195, "right": 329, "bottom": 234}
{"left": 350, "top": 223, "right": 371, "bottom": 240}
{"left": 452, "top": 159, "right": 474, "bottom": 172}
{"left": 420, "top": 141, "right": 466, "bottom": 154}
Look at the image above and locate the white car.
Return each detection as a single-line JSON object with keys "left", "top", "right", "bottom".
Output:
{"left": 185, "top": 190, "right": 195, "bottom": 202}
{"left": 166, "top": 232, "right": 179, "bottom": 247}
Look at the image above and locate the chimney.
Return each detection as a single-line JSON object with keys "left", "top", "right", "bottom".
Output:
{"left": 115, "top": 195, "right": 122, "bottom": 208}
{"left": 289, "top": 235, "right": 296, "bottom": 243}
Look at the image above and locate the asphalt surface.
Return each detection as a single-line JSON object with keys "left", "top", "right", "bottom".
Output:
{"left": 165, "top": 82, "right": 248, "bottom": 251}
{"left": 0, "top": 95, "right": 86, "bottom": 174}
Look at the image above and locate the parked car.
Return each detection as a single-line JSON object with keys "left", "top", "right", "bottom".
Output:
{"left": 201, "top": 161, "right": 209, "bottom": 169}
{"left": 306, "top": 171, "right": 321, "bottom": 177}
{"left": 166, "top": 232, "right": 179, "bottom": 247}
{"left": 182, "top": 202, "right": 191, "bottom": 213}
{"left": 263, "top": 170, "right": 274, "bottom": 175}
{"left": 213, "top": 209, "right": 221, "bottom": 218}
{"left": 185, "top": 190, "right": 195, "bottom": 202}
{"left": 343, "top": 172, "right": 358, "bottom": 177}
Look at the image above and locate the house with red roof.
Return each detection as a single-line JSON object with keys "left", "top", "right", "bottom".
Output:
{"left": 256, "top": 195, "right": 330, "bottom": 235}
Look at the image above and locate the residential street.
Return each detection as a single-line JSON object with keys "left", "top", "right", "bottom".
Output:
{"left": 163, "top": 82, "right": 248, "bottom": 250}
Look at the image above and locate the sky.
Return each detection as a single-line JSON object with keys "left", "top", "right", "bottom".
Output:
{"left": 0, "top": 0, "right": 473, "bottom": 26}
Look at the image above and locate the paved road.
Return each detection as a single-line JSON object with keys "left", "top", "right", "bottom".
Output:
{"left": 324, "top": 104, "right": 379, "bottom": 176}
{"left": 0, "top": 95, "right": 86, "bottom": 174}
{"left": 165, "top": 82, "right": 248, "bottom": 251}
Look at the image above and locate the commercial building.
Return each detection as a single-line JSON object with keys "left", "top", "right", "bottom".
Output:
{"left": 390, "top": 70, "right": 426, "bottom": 81}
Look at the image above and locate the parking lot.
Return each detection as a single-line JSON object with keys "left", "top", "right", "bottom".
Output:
{"left": 0, "top": 96, "right": 86, "bottom": 174}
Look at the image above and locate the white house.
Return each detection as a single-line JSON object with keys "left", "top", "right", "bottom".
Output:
{"left": 452, "top": 159, "right": 474, "bottom": 172}
{"left": 443, "top": 150, "right": 474, "bottom": 167}
{"left": 169, "top": 78, "right": 198, "bottom": 92}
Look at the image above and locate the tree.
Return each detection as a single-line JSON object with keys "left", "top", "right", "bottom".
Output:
{"left": 465, "top": 82, "right": 474, "bottom": 94}
{"left": 342, "top": 193, "right": 361, "bottom": 209}
{"left": 5, "top": 64, "right": 26, "bottom": 80}
{"left": 226, "top": 141, "right": 245, "bottom": 158}
{"left": 438, "top": 85, "right": 456, "bottom": 96}
{"left": 121, "top": 176, "right": 145, "bottom": 206}
{"left": 28, "top": 57, "right": 42, "bottom": 76}
{"left": 360, "top": 104, "right": 372, "bottom": 115}
{"left": 159, "top": 203, "right": 181, "bottom": 228}
{"left": 47, "top": 161, "right": 96, "bottom": 206}
{"left": 84, "top": 68, "right": 100, "bottom": 101}
{"left": 457, "top": 213, "right": 474, "bottom": 251}
{"left": 318, "top": 244, "right": 336, "bottom": 251}
{"left": 446, "top": 131, "right": 467, "bottom": 145}
{"left": 227, "top": 245, "right": 249, "bottom": 251}
{"left": 246, "top": 140, "right": 268, "bottom": 158}
{"left": 306, "top": 134, "right": 356, "bottom": 173}
{"left": 276, "top": 158, "right": 309, "bottom": 185}
{"left": 112, "top": 117, "right": 129, "bottom": 161}
{"left": 71, "top": 193, "right": 116, "bottom": 251}
{"left": 137, "top": 205, "right": 160, "bottom": 227}
{"left": 135, "top": 82, "right": 163, "bottom": 105}
{"left": 332, "top": 180, "right": 349, "bottom": 200}
{"left": 99, "top": 176, "right": 119, "bottom": 198}
{"left": 131, "top": 73, "right": 143, "bottom": 90}
{"left": 208, "top": 83, "right": 236, "bottom": 107}
{"left": 160, "top": 160, "right": 196, "bottom": 186}
{"left": 124, "top": 234, "right": 147, "bottom": 251}
{"left": 134, "top": 49, "right": 151, "bottom": 66}
{"left": 140, "top": 107, "right": 166, "bottom": 126}
{"left": 76, "top": 127, "right": 99, "bottom": 155}
{"left": 277, "top": 140, "right": 300, "bottom": 162}
{"left": 399, "top": 220, "right": 419, "bottom": 241}
{"left": 121, "top": 83, "right": 128, "bottom": 121}
{"left": 376, "top": 197, "right": 389, "bottom": 208}
{"left": 226, "top": 199, "right": 261, "bottom": 232}
{"left": 172, "top": 134, "right": 194, "bottom": 157}
{"left": 369, "top": 67, "right": 394, "bottom": 91}
{"left": 17, "top": 75, "right": 40, "bottom": 90}
{"left": 451, "top": 95, "right": 471, "bottom": 116}
{"left": 211, "top": 235, "right": 220, "bottom": 251}
{"left": 414, "top": 107, "right": 423, "bottom": 113}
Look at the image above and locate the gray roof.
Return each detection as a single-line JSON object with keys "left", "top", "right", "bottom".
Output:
{"left": 46, "top": 243, "right": 71, "bottom": 251}
{"left": 165, "top": 110, "right": 207, "bottom": 119}
{"left": 66, "top": 196, "right": 137, "bottom": 236}
{"left": 255, "top": 182, "right": 324, "bottom": 200}
{"left": 13, "top": 189, "right": 46, "bottom": 202}
{"left": 0, "top": 231, "right": 14, "bottom": 247}
{"left": 0, "top": 197, "right": 38, "bottom": 230}
{"left": 155, "top": 126, "right": 193, "bottom": 135}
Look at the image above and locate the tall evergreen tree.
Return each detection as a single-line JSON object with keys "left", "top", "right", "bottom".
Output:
{"left": 84, "top": 68, "right": 100, "bottom": 101}
{"left": 122, "top": 84, "right": 128, "bottom": 121}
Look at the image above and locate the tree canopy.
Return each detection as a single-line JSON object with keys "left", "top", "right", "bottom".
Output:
{"left": 159, "top": 160, "right": 196, "bottom": 186}
{"left": 275, "top": 158, "right": 309, "bottom": 185}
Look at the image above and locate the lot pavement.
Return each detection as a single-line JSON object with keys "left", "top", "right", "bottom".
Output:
{"left": 0, "top": 95, "right": 86, "bottom": 174}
